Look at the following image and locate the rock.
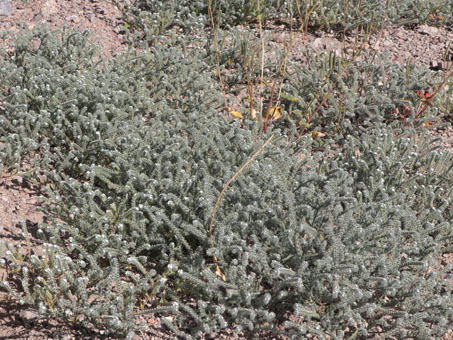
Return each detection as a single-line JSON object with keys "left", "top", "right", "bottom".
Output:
{"left": 383, "top": 40, "right": 393, "bottom": 48}
{"left": 20, "top": 308, "right": 41, "bottom": 327}
{"left": 65, "top": 15, "right": 80, "bottom": 23}
{"left": 40, "top": 0, "right": 59, "bottom": 17}
{"left": 162, "top": 316, "right": 174, "bottom": 322}
{"left": 0, "top": 0, "right": 12, "bottom": 16}
{"left": 312, "top": 37, "right": 343, "bottom": 56}
{"left": 417, "top": 24, "right": 439, "bottom": 36}
{"left": 430, "top": 60, "right": 453, "bottom": 71}
{"left": 272, "top": 32, "right": 286, "bottom": 44}
{"left": 395, "top": 29, "right": 409, "bottom": 40}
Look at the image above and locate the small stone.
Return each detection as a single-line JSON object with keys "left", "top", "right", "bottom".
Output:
{"left": 65, "top": 15, "right": 79, "bottom": 23}
{"left": 395, "top": 29, "right": 409, "bottom": 40}
{"left": 417, "top": 24, "right": 439, "bottom": 36}
{"left": 20, "top": 308, "right": 41, "bottom": 327}
{"left": 383, "top": 40, "right": 393, "bottom": 48}
{"left": 312, "top": 37, "right": 343, "bottom": 55}
{"left": 162, "top": 316, "right": 174, "bottom": 322}
{"left": 94, "top": 5, "right": 105, "bottom": 15}
{"left": 429, "top": 60, "right": 442, "bottom": 71}
{"left": 0, "top": 0, "right": 12, "bottom": 15}
{"left": 272, "top": 32, "right": 286, "bottom": 44}
{"left": 40, "top": 0, "right": 59, "bottom": 17}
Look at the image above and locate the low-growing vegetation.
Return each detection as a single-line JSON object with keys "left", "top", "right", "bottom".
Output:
{"left": 0, "top": 1, "right": 452, "bottom": 339}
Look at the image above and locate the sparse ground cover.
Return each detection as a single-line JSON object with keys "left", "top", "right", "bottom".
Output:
{"left": 0, "top": 0, "right": 452, "bottom": 339}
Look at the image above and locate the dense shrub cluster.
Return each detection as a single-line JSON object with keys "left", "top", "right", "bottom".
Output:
{"left": 113, "top": 0, "right": 451, "bottom": 137}
{"left": 280, "top": 50, "right": 447, "bottom": 139}
{"left": 0, "top": 18, "right": 452, "bottom": 340}
{"left": 115, "top": 0, "right": 453, "bottom": 36}
{"left": 299, "top": 0, "right": 453, "bottom": 32}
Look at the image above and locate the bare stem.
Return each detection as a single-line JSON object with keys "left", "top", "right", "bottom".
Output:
{"left": 208, "top": 134, "right": 274, "bottom": 277}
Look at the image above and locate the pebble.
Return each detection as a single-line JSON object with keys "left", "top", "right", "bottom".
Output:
{"left": 41, "top": 0, "right": 59, "bottom": 17}
{"left": 395, "top": 29, "right": 409, "bottom": 40}
{"left": 65, "top": 15, "right": 80, "bottom": 23}
{"left": 272, "top": 32, "right": 286, "bottom": 44}
{"left": 19, "top": 308, "right": 41, "bottom": 327}
{"left": 312, "top": 37, "right": 343, "bottom": 56}
{"left": 417, "top": 24, "right": 439, "bottom": 36}
{"left": 0, "top": 0, "right": 12, "bottom": 15}
{"left": 383, "top": 40, "right": 393, "bottom": 48}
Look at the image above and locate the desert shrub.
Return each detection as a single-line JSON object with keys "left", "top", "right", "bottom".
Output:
{"left": 0, "top": 24, "right": 152, "bottom": 177}
{"left": 210, "top": 43, "right": 447, "bottom": 140}
{"left": 1, "top": 25, "right": 452, "bottom": 340}
{"left": 0, "top": 24, "right": 223, "bottom": 176}
{"left": 301, "top": 0, "right": 453, "bottom": 32}
{"left": 112, "top": 0, "right": 207, "bottom": 43}
{"left": 114, "top": 0, "right": 453, "bottom": 39}
{"left": 112, "top": 0, "right": 451, "bottom": 141}
{"left": 278, "top": 49, "right": 449, "bottom": 139}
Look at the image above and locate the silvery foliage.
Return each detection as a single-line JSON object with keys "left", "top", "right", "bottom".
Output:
{"left": 0, "top": 23, "right": 452, "bottom": 340}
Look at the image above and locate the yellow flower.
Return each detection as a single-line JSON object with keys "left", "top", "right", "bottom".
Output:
{"left": 230, "top": 110, "right": 243, "bottom": 119}
{"left": 311, "top": 131, "right": 326, "bottom": 138}
{"left": 227, "top": 106, "right": 243, "bottom": 119}
{"left": 268, "top": 106, "right": 282, "bottom": 120}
